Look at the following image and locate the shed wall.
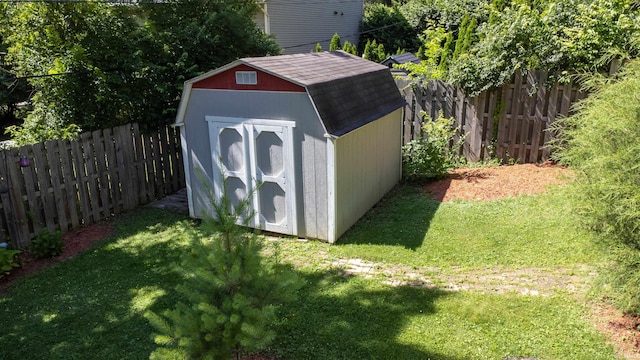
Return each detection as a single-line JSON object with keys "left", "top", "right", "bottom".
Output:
{"left": 333, "top": 108, "right": 403, "bottom": 239}
{"left": 257, "top": 0, "right": 363, "bottom": 54}
{"left": 182, "top": 89, "right": 329, "bottom": 239}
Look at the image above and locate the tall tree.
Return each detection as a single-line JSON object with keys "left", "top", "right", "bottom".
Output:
{"left": 2, "top": 1, "right": 146, "bottom": 143}
{"left": 1, "top": 0, "right": 280, "bottom": 145}
{"left": 359, "top": 3, "right": 419, "bottom": 55}
{"left": 139, "top": 0, "right": 279, "bottom": 128}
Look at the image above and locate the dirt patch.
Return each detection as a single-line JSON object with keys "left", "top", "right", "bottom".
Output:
{"left": 423, "top": 163, "right": 573, "bottom": 202}
{"left": 331, "top": 258, "right": 595, "bottom": 297}
{"left": 590, "top": 303, "right": 640, "bottom": 359}
{"left": 0, "top": 220, "right": 114, "bottom": 291}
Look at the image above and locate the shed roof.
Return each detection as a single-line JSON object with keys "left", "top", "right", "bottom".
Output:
{"left": 177, "top": 51, "right": 405, "bottom": 137}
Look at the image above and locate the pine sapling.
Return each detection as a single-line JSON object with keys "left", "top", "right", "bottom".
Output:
{"left": 146, "top": 173, "right": 301, "bottom": 360}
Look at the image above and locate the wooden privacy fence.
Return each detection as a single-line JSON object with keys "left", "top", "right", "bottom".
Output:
{"left": 0, "top": 123, "right": 185, "bottom": 249}
{"left": 397, "top": 71, "right": 589, "bottom": 163}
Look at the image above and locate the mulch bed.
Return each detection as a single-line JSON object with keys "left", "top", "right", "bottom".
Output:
{"left": 423, "top": 162, "right": 572, "bottom": 202}
{"left": 0, "top": 220, "right": 114, "bottom": 291}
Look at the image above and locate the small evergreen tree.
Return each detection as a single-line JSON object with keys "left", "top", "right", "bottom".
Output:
{"left": 342, "top": 40, "right": 358, "bottom": 55}
{"left": 452, "top": 14, "right": 470, "bottom": 61}
{"left": 437, "top": 32, "right": 453, "bottom": 76}
{"left": 363, "top": 39, "right": 388, "bottom": 63}
{"left": 329, "top": 33, "right": 341, "bottom": 51}
{"left": 376, "top": 42, "right": 388, "bottom": 62}
{"left": 363, "top": 39, "right": 375, "bottom": 60}
{"left": 314, "top": 42, "right": 323, "bottom": 52}
{"left": 146, "top": 174, "right": 301, "bottom": 360}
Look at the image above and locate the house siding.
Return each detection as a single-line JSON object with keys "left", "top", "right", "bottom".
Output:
{"left": 333, "top": 108, "right": 402, "bottom": 239}
{"left": 181, "top": 89, "right": 329, "bottom": 239}
{"left": 256, "top": 0, "right": 364, "bottom": 54}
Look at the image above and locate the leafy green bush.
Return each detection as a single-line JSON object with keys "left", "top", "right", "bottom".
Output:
{"left": 360, "top": 3, "right": 419, "bottom": 55}
{"left": 29, "top": 229, "right": 64, "bottom": 259}
{"left": 552, "top": 59, "right": 640, "bottom": 314}
{"left": 146, "top": 175, "right": 301, "bottom": 360}
{"left": 0, "top": 247, "right": 21, "bottom": 279}
{"left": 402, "top": 110, "right": 464, "bottom": 180}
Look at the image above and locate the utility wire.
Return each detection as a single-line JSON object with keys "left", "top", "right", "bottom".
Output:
{"left": 282, "top": 20, "right": 405, "bottom": 50}
{"left": 0, "top": 9, "right": 403, "bottom": 79}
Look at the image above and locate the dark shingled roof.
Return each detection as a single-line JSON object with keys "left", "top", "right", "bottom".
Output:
{"left": 240, "top": 51, "right": 406, "bottom": 137}
{"left": 381, "top": 53, "right": 421, "bottom": 67}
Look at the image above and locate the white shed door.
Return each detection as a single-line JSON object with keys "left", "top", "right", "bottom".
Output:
{"left": 207, "top": 116, "right": 297, "bottom": 235}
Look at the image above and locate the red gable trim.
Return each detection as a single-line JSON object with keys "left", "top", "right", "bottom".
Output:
{"left": 192, "top": 64, "right": 305, "bottom": 92}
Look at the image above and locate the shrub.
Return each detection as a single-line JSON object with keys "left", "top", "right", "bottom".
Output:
{"left": 402, "top": 110, "right": 464, "bottom": 180}
{"left": 552, "top": 59, "right": 640, "bottom": 314}
{"left": 329, "top": 33, "right": 341, "bottom": 51}
{"left": 342, "top": 40, "right": 358, "bottom": 55}
{"left": 0, "top": 247, "right": 21, "bottom": 279}
{"left": 146, "top": 175, "right": 301, "bottom": 360}
{"left": 29, "top": 229, "right": 64, "bottom": 259}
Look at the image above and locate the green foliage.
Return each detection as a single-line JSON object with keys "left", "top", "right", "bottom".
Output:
{"left": 29, "top": 229, "right": 63, "bottom": 259}
{"left": 395, "top": 0, "right": 640, "bottom": 94}
{"left": 398, "top": 0, "right": 488, "bottom": 35}
{"left": 329, "top": 33, "right": 341, "bottom": 51}
{"left": 342, "top": 40, "right": 358, "bottom": 55}
{"left": 363, "top": 39, "right": 387, "bottom": 63}
{"left": 1, "top": 0, "right": 279, "bottom": 145}
{"left": 452, "top": 14, "right": 476, "bottom": 61}
{"left": 552, "top": 59, "right": 640, "bottom": 314}
{"left": 0, "top": 247, "right": 21, "bottom": 278}
{"left": 402, "top": 110, "right": 464, "bottom": 180}
{"left": 146, "top": 175, "right": 301, "bottom": 360}
{"left": 436, "top": 32, "right": 453, "bottom": 75}
{"left": 360, "top": 3, "right": 419, "bottom": 55}
{"left": 0, "top": 27, "right": 31, "bottom": 129}
{"left": 314, "top": 42, "right": 322, "bottom": 52}
{"left": 2, "top": 2, "right": 144, "bottom": 142}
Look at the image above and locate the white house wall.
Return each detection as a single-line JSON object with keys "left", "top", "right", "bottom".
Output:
{"left": 182, "top": 89, "right": 330, "bottom": 240}
{"left": 333, "top": 108, "right": 403, "bottom": 239}
{"left": 257, "top": 0, "right": 364, "bottom": 54}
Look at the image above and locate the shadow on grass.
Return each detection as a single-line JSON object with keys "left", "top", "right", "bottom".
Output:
{"left": 0, "top": 207, "right": 458, "bottom": 360}
{"left": 339, "top": 184, "right": 442, "bottom": 250}
{"left": 271, "top": 270, "right": 458, "bottom": 360}
{"left": 0, "top": 208, "right": 190, "bottom": 360}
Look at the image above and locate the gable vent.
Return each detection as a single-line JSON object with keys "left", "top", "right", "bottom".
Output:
{"left": 235, "top": 71, "right": 257, "bottom": 85}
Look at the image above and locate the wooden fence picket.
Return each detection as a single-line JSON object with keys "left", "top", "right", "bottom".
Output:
{"left": 398, "top": 68, "right": 593, "bottom": 163}
{"left": 0, "top": 123, "right": 184, "bottom": 249}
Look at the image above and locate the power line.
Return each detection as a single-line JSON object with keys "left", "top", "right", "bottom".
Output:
{"left": 281, "top": 20, "right": 405, "bottom": 50}
{"left": 1, "top": 3, "right": 404, "bottom": 78}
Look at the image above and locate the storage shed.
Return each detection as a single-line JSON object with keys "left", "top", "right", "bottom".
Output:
{"left": 175, "top": 51, "right": 405, "bottom": 243}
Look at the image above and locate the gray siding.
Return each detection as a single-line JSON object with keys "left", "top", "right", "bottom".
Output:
{"left": 182, "top": 89, "right": 329, "bottom": 239}
{"left": 257, "top": 0, "right": 364, "bottom": 54}
{"left": 333, "top": 108, "right": 402, "bottom": 238}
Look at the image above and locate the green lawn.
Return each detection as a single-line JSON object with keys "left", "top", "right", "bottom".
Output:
{"left": 0, "top": 186, "right": 619, "bottom": 360}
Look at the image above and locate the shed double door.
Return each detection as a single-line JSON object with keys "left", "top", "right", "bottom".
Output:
{"left": 207, "top": 116, "right": 297, "bottom": 235}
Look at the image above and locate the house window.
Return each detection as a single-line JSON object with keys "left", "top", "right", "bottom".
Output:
{"left": 235, "top": 71, "right": 257, "bottom": 85}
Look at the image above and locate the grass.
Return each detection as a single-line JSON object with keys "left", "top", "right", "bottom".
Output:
{"left": 0, "top": 209, "right": 190, "bottom": 359}
{"left": 275, "top": 186, "right": 604, "bottom": 278}
{"left": 336, "top": 186, "right": 603, "bottom": 268}
{"left": 0, "top": 186, "right": 619, "bottom": 359}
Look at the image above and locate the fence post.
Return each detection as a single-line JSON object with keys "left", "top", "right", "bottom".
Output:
{"left": 6, "top": 148, "right": 30, "bottom": 248}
